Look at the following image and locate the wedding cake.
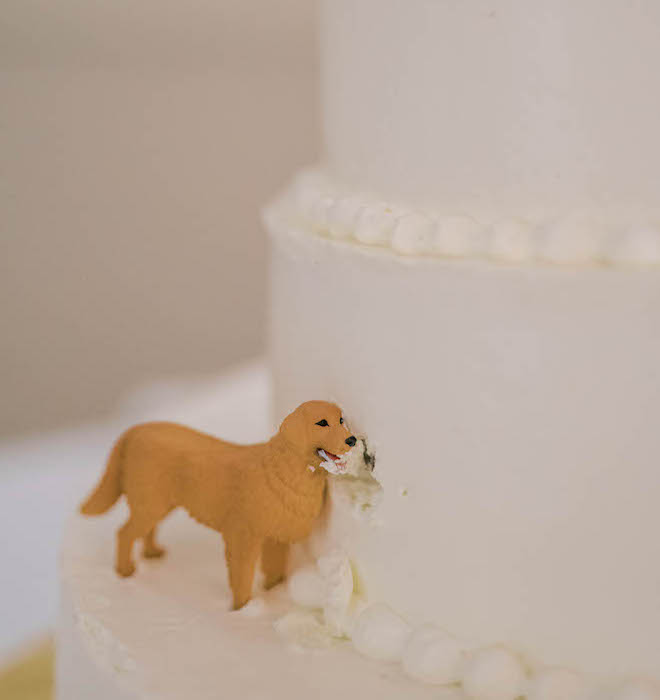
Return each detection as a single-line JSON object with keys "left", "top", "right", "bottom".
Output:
{"left": 58, "top": 2, "right": 660, "bottom": 699}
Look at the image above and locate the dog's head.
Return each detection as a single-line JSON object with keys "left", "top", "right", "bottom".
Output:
{"left": 280, "top": 400, "right": 356, "bottom": 466}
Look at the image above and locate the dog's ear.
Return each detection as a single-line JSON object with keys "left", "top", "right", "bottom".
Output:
{"left": 279, "top": 403, "right": 311, "bottom": 448}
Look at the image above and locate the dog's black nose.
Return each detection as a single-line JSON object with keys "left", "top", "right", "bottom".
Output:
{"left": 345, "top": 436, "right": 357, "bottom": 447}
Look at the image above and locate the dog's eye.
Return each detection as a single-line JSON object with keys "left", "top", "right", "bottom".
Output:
{"left": 339, "top": 417, "right": 344, "bottom": 424}
{"left": 315, "top": 419, "right": 329, "bottom": 427}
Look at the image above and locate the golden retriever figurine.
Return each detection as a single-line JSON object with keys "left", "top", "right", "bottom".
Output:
{"left": 80, "top": 400, "right": 356, "bottom": 610}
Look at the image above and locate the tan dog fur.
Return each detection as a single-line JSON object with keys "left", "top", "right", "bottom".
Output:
{"left": 80, "top": 401, "right": 354, "bottom": 609}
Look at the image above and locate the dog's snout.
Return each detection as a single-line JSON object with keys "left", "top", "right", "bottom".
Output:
{"left": 345, "top": 436, "right": 357, "bottom": 447}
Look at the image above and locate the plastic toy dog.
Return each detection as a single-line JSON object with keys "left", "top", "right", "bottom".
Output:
{"left": 80, "top": 400, "right": 356, "bottom": 609}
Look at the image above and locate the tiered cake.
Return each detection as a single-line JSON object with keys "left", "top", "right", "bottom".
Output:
{"left": 58, "top": 2, "right": 660, "bottom": 699}
{"left": 268, "top": 0, "right": 660, "bottom": 692}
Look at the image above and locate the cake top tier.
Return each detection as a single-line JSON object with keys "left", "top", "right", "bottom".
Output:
{"left": 321, "top": 0, "right": 660, "bottom": 224}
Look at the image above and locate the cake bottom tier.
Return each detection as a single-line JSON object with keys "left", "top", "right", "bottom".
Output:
{"left": 57, "top": 509, "right": 443, "bottom": 700}
{"left": 56, "top": 362, "right": 442, "bottom": 700}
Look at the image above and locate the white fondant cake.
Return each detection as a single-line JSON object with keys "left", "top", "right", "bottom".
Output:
{"left": 59, "top": 2, "right": 660, "bottom": 699}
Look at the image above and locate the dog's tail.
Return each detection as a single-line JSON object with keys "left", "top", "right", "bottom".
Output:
{"left": 80, "top": 434, "right": 126, "bottom": 515}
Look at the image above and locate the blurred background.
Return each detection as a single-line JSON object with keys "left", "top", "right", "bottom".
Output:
{"left": 1, "top": 1, "right": 318, "bottom": 696}
{"left": 2, "top": 0, "right": 318, "bottom": 439}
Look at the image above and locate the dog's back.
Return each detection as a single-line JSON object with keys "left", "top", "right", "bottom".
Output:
{"left": 82, "top": 422, "right": 250, "bottom": 523}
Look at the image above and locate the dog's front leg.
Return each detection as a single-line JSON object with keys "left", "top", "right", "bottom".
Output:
{"left": 224, "top": 529, "right": 262, "bottom": 610}
{"left": 261, "top": 539, "right": 289, "bottom": 590}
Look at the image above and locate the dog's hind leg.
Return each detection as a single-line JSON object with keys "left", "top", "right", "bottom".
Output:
{"left": 116, "top": 510, "right": 168, "bottom": 577}
{"left": 224, "top": 530, "right": 262, "bottom": 610}
{"left": 142, "top": 526, "right": 166, "bottom": 559}
{"left": 261, "top": 539, "right": 289, "bottom": 590}
{"left": 116, "top": 516, "right": 147, "bottom": 577}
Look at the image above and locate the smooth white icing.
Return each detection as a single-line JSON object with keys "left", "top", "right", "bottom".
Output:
{"left": 269, "top": 227, "right": 660, "bottom": 684}
{"left": 321, "top": 0, "right": 660, "bottom": 224}
{"left": 266, "top": 170, "right": 660, "bottom": 266}
{"left": 610, "top": 680, "right": 660, "bottom": 700}
{"left": 610, "top": 228, "right": 660, "bottom": 267}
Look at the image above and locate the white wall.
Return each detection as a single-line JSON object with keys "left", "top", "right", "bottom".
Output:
{"left": 1, "top": 0, "right": 319, "bottom": 438}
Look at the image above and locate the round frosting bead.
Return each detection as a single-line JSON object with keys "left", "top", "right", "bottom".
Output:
{"left": 351, "top": 603, "right": 412, "bottom": 661}
{"left": 434, "top": 215, "right": 484, "bottom": 257}
{"left": 354, "top": 203, "right": 397, "bottom": 246}
{"left": 277, "top": 170, "right": 660, "bottom": 268}
{"left": 489, "top": 219, "right": 535, "bottom": 263}
{"left": 527, "top": 667, "right": 588, "bottom": 700}
{"left": 539, "top": 215, "right": 603, "bottom": 265}
{"left": 611, "top": 679, "right": 660, "bottom": 700}
{"left": 391, "top": 213, "right": 436, "bottom": 255}
{"left": 461, "top": 646, "right": 526, "bottom": 700}
{"left": 326, "top": 196, "right": 365, "bottom": 239}
{"left": 401, "top": 625, "right": 466, "bottom": 685}
{"left": 610, "top": 227, "right": 660, "bottom": 266}
{"left": 307, "top": 195, "right": 334, "bottom": 234}
{"left": 287, "top": 565, "right": 326, "bottom": 608}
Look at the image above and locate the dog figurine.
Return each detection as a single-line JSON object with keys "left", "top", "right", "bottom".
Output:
{"left": 80, "top": 401, "right": 356, "bottom": 610}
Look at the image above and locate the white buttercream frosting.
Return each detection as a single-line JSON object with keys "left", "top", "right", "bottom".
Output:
{"left": 316, "top": 550, "right": 355, "bottom": 635}
{"left": 526, "top": 667, "right": 590, "bottom": 700}
{"left": 271, "top": 226, "right": 660, "bottom": 695}
{"left": 75, "top": 609, "right": 137, "bottom": 676}
{"left": 355, "top": 203, "right": 397, "bottom": 245}
{"left": 610, "top": 680, "right": 660, "bottom": 700}
{"left": 539, "top": 215, "right": 605, "bottom": 265}
{"left": 461, "top": 647, "right": 527, "bottom": 700}
{"left": 265, "top": 170, "right": 660, "bottom": 267}
{"left": 286, "top": 549, "right": 355, "bottom": 637}
{"left": 284, "top": 546, "right": 658, "bottom": 700}
{"left": 402, "top": 625, "right": 467, "bottom": 685}
{"left": 609, "top": 227, "right": 660, "bottom": 266}
{"left": 327, "top": 196, "right": 366, "bottom": 239}
{"left": 435, "top": 215, "right": 484, "bottom": 258}
{"left": 287, "top": 565, "right": 326, "bottom": 608}
{"left": 62, "top": 480, "right": 660, "bottom": 700}
{"left": 490, "top": 219, "right": 535, "bottom": 263}
{"left": 351, "top": 603, "right": 412, "bottom": 661}
{"left": 392, "top": 213, "right": 436, "bottom": 255}
{"left": 330, "top": 472, "right": 383, "bottom": 521}
{"left": 273, "top": 609, "right": 336, "bottom": 650}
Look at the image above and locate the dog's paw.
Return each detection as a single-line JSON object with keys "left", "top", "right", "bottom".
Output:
{"left": 143, "top": 545, "right": 166, "bottom": 559}
{"left": 116, "top": 562, "right": 136, "bottom": 578}
{"left": 264, "top": 574, "right": 286, "bottom": 591}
